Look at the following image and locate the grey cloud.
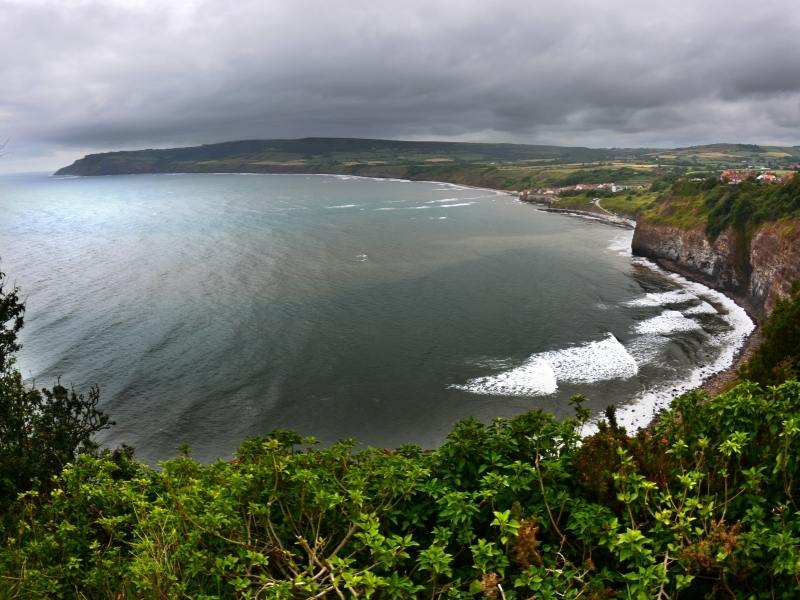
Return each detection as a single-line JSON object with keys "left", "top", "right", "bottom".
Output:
{"left": 1, "top": 0, "right": 800, "bottom": 171}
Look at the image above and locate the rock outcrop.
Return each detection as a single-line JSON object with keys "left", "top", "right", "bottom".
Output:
{"left": 632, "top": 218, "right": 800, "bottom": 317}
{"left": 748, "top": 221, "right": 800, "bottom": 313}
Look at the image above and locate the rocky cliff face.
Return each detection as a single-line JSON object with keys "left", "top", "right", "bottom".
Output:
{"left": 632, "top": 219, "right": 800, "bottom": 317}
{"left": 748, "top": 221, "right": 800, "bottom": 313}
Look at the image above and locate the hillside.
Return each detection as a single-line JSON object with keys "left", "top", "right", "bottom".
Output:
{"left": 643, "top": 143, "right": 800, "bottom": 170}
{"left": 55, "top": 137, "right": 633, "bottom": 177}
{"left": 55, "top": 139, "right": 800, "bottom": 192}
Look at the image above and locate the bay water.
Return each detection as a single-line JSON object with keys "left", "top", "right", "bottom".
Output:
{"left": 0, "top": 173, "right": 752, "bottom": 462}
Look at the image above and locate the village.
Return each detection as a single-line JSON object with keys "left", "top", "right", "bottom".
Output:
{"left": 519, "top": 168, "right": 794, "bottom": 204}
{"left": 719, "top": 169, "right": 795, "bottom": 184}
{"left": 520, "top": 181, "right": 643, "bottom": 199}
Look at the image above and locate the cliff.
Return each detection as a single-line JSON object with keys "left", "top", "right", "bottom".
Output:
{"left": 632, "top": 218, "right": 800, "bottom": 317}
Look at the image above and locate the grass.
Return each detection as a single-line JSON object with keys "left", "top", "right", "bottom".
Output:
{"left": 598, "top": 191, "right": 660, "bottom": 217}
{"left": 640, "top": 192, "right": 709, "bottom": 229}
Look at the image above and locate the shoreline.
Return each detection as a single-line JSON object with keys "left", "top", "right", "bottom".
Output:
{"left": 518, "top": 197, "right": 759, "bottom": 429}
{"left": 643, "top": 256, "right": 762, "bottom": 398}
{"left": 521, "top": 199, "right": 636, "bottom": 229}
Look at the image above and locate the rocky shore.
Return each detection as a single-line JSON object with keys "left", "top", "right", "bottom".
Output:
{"left": 630, "top": 218, "right": 799, "bottom": 397}
{"left": 522, "top": 193, "right": 793, "bottom": 402}
{"left": 519, "top": 196, "right": 635, "bottom": 229}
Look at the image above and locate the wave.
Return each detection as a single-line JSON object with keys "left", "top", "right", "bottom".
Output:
{"left": 375, "top": 206, "right": 430, "bottom": 211}
{"left": 683, "top": 301, "right": 719, "bottom": 315}
{"left": 634, "top": 310, "right": 704, "bottom": 334}
{"left": 439, "top": 202, "right": 475, "bottom": 208}
{"left": 424, "top": 196, "right": 493, "bottom": 204}
{"left": 453, "top": 333, "right": 638, "bottom": 397}
{"left": 326, "top": 204, "right": 359, "bottom": 209}
{"left": 607, "top": 231, "right": 634, "bottom": 255}
{"left": 625, "top": 290, "right": 694, "bottom": 307}
{"left": 454, "top": 357, "right": 557, "bottom": 397}
{"left": 625, "top": 334, "right": 670, "bottom": 365}
{"left": 582, "top": 257, "right": 755, "bottom": 435}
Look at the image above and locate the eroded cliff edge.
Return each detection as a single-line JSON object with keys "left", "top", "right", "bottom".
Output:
{"left": 632, "top": 218, "right": 800, "bottom": 318}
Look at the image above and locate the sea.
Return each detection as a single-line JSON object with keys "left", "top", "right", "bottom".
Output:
{"left": 0, "top": 173, "right": 753, "bottom": 463}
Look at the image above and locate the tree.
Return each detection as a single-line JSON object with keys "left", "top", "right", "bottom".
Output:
{"left": 741, "top": 284, "right": 800, "bottom": 385}
{"left": 0, "top": 267, "right": 23, "bottom": 372}
{"left": 0, "top": 268, "right": 113, "bottom": 510}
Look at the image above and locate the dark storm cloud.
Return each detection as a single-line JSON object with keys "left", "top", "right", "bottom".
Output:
{"left": 1, "top": 0, "right": 799, "bottom": 168}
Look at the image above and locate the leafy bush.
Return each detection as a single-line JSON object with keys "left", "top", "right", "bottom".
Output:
{"left": 642, "top": 173, "right": 799, "bottom": 238}
{"left": 2, "top": 379, "right": 800, "bottom": 599}
{"left": 704, "top": 174, "right": 800, "bottom": 240}
{"left": 0, "top": 269, "right": 113, "bottom": 513}
{"left": 742, "top": 284, "right": 800, "bottom": 385}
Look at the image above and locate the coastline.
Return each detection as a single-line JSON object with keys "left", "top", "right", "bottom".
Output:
{"left": 399, "top": 180, "right": 757, "bottom": 421}
{"left": 518, "top": 196, "right": 759, "bottom": 431}
{"left": 643, "top": 256, "right": 762, "bottom": 398}
{"left": 521, "top": 199, "right": 636, "bottom": 229}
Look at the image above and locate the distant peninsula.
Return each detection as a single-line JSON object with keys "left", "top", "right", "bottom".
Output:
{"left": 55, "top": 137, "right": 800, "bottom": 192}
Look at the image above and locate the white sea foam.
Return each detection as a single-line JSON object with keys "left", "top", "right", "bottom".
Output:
{"left": 326, "top": 204, "right": 358, "bottom": 209}
{"left": 208, "top": 172, "right": 261, "bottom": 176}
{"left": 582, "top": 256, "right": 755, "bottom": 436}
{"left": 455, "top": 357, "right": 558, "bottom": 396}
{"left": 607, "top": 231, "right": 634, "bottom": 256}
{"left": 544, "top": 333, "right": 639, "bottom": 383}
{"left": 683, "top": 301, "right": 719, "bottom": 315}
{"left": 430, "top": 183, "right": 470, "bottom": 190}
{"left": 625, "top": 334, "right": 670, "bottom": 365}
{"left": 454, "top": 334, "right": 638, "bottom": 397}
{"left": 375, "top": 206, "right": 430, "bottom": 211}
{"left": 439, "top": 202, "right": 475, "bottom": 208}
{"left": 635, "top": 310, "right": 703, "bottom": 334}
{"left": 625, "top": 290, "right": 694, "bottom": 307}
{"left": 425, "top": 195, "right": 494, "bottom": 204}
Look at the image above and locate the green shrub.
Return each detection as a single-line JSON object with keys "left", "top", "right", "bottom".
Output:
{"left": 0, "top": 269, "right": 113, "bottom": 514}
{"left": 742, "top": 285, "right": 800, "bottom": 385}
{"left": 3, "top": 381, "right": 800, "bottom": 599}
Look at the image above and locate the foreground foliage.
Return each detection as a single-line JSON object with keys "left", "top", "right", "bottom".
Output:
{"left": 742, "top": 284, "right": 800, "bottom": 385}
{"left": 0, "top": 270, "right": 112, "bottom": 515}
{"left": 1, "top": 379, "right": 799, "bottom": 599}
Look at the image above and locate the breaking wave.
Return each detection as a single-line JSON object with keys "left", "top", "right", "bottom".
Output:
{"left": 454, "top": 333, "right": 638, "bottom": 397}
{"left": 634, "top": 310, "right": 704, "bottom": 334}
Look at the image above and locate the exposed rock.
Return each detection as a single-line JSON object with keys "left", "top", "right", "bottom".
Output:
{"left": 632, "top": 218, "right": 800, "bottom": 318}
{"left": 749, "top": 221, "right": 800, "bottom": 314}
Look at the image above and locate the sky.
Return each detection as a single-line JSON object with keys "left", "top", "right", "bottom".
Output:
{"left": 1, "top": 0, "right": 799, "bottom": 172}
